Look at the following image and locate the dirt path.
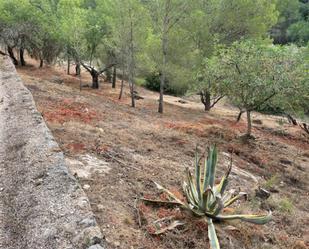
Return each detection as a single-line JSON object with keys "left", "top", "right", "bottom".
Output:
{"left": 0, "top": 56, "right": 104, "bottom": 249}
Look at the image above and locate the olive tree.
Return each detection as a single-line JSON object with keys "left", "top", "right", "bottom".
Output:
{"left": 221, "top": 40, "right": 302, "bottom": 137}
{"left": 269, "top": 45, "right": 309, "bottom": 134}
{"left": 191, "top": 56, "right": 226, "bottom": 111}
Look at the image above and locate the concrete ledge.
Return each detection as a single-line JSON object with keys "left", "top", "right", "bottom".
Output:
{"left": 0, "top": 56, "right": 104, "bottom": 249}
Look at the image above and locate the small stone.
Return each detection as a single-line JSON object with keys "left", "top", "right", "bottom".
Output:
{"left": 83, "top": 184, "right": 91, "bottom": 190}
{"left": 88, "top": 245, "right": 105, "bottom": 249}
{"left": 97, "top": 204, "right": 104, "bottom": 211}
{"left": 280, "top": 159, "right": 292, "bottom": 165}
{"left": 255, "top": 187, "right": 271, "bottom": 199}
{"left": 77, "top": 197, "right": 90, "bottom": 210}
{"left": 79, "top": 217, "right": 97, "bottom": 227}
{"left": 252, "top": 119, "right": 263, "bottom": 125}
{"left": 73, "top": 226, "right": 102, "bottom": 247}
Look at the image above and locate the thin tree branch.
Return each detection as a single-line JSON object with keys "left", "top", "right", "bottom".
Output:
{"left": 210, "top": 95, "right": 225, "bottom": 108}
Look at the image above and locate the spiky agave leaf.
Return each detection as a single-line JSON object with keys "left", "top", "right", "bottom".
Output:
{"left": 207, "top": 218, "right": 220, "bottom": 249}
{"left": 185, "top": 168, "right": 199, "bottom": 205}
{"left": 223, "top": 192, "right": 247, "bottom": 208}
{"left": 216, "top": 211, "right": 272, "bottom": 225}
{"left": 214, "top": 160, "right": 232, "bottom": 196}
{"left": 154, "top": 181, "right": 204, "bottom": 216}
{"left": 194, "top": 147, "right": 202, "bottom": 200}
{"left": 153, "top": 182, "right": 186, "bottom": 206}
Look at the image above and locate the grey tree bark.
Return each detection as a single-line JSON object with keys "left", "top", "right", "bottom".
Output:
{"left": 246, "top": 110, "right": 252, "bottom": 136}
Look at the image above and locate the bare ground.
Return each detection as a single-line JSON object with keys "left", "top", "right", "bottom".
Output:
{"left": 17, "top": 61, "right": 309, "bottom": 249}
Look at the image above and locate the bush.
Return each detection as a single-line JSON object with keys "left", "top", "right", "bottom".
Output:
{"left": 144, "top": 71, "right": 182, "bottom": 96}
{"left": 144, "top": 71, "right": 164, "bottom": 92}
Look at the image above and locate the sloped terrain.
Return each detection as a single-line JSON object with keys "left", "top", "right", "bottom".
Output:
{"left": 18, "top": 61, "right": 309, "bottom": 249}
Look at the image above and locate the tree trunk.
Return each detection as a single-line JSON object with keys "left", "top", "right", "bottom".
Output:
{"left": 19, "top": 48, "right": 26, "bottom": 66}
{"left": 119, "top": 66, "right": 125, "bottom": 100}
{"left": 200, "top": 91, "right": 211, "bottom": 111}
{"left": 159, "top": 32, "right": 167, "bottom": 113}
{"left": 236, "top": 111, "right": 244, "bottom": 122}
{"left": 158, "top": 3, "right": 169, "bottom": 114}
{"left": 246, "top": 110, "right": 252, "bottom": 136}
{"left": 7, "top": 46, "right": 18, "bottom": 65}
{"left": 75, "top": 62, "right": 81, "bottom": 76}
{"left": 129, "top": 78, "right": 135, "bottom": 108}
{"left": 112, "top": 66, "right": 116, "bottom": 88}
{"left": 286, "top": 114, "right": 297, "bottom": 125}
{"left": 67, "top": 57, "right": 70, "bottom": 75}
{"left": 91, "top": 72, "right": 99, "bottom": 89}
{"left": 128, "top": 9, "right": 135, "bottom": 108}
{"left": 39, "top": 58, "right": 44, "bottom": 68}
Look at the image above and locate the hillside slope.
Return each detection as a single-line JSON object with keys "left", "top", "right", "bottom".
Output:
{"left": 17, "top": 62, "right": 309, "bottom": 249}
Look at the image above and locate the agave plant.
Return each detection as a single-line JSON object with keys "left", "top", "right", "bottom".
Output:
{"left": 153, "top": 145, "right": 271, "bottom": 249}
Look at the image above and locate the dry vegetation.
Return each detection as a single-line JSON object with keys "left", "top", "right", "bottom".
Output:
{"left": 18, "top": 61, "right": 309, "bottom": 249}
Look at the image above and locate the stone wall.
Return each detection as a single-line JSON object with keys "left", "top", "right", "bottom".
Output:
{"left": 0, "top": 55, "right": 104, "bottom": 249}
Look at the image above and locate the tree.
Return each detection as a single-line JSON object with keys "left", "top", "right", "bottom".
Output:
{"left": 0, "top": 0, "right": 38, "bottom": 65}
{"left": 267, "top": 45, "right": 309, "bottom": 134}
{"left": 110, "top": 0, "right": 150, "bottom": 106}
{"left": 220, "top": 40, "right": 301, "bottom": 137}
{"left": 145, "top": 0, "right": 189, "bottom": 113}
{"left": 59, "top": 0, "right": 113, "bottom": 88}
{"left": 184, "top": 0, "right": 279, "bottom": 111}
{"left": 191, "top": 56, "right": 226, "bottom": 111}
{"left": 271, "top": 0, "right": 309, "bottom": 45}
{"left": 210, "top": 0, "right": 279, "bottom": 44}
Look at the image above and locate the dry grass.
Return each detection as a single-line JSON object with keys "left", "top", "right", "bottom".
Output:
{"left": 18, "top": 61, "right": 309, "bottom": 249}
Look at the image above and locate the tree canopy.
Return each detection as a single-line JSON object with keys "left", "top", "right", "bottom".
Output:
{"left": 0, "top": 0, "right": 307, "bottom": 135}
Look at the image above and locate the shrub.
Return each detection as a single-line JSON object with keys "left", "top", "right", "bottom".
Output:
{"left": 144, "top": 71, "right": 184, "bottom": 96}
{"left": 145, "top": 146, "right": 272, "bottom": 249}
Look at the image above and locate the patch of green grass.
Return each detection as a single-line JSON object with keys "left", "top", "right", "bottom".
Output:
{"left": 263, "top": 175, "right": 280, "bottom": 189}
{"left": 278, "top": 198, "right": 294, "bottom": 214}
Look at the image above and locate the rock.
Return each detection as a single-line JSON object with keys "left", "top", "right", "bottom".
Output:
{"left": 97, "top": 204, "right": 104, "bottom": 211}
{"left": 255, "top": 187, "right": 271, "bottom": 199}
{"left": 114, "top": 241, "right": 121, "bottom": 247}
{"left": 73, "top": 226, "right": 103, "bottom": 247}
{"left": 77, "top": 197, "right": 90, "bottom": 210}
{"left": 177, "top": 99, "right": 187, "bottom": 104}
{"left": 280, "top": 159, "right": 292, "bottom": 165}
{"left": 88, "top": 245, "right": 105, "bottom": 249}
{"left": 83, "top": 184, "right": 91, "bottom": 190}
{"left": 252, "top": 119, "right": 263, "bottom": 125}
{"left": 79, "top": 217, "right": 97, "bottom": 228}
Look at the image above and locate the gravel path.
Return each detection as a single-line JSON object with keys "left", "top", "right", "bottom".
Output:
{"left": 0, "top": 56, "right": 104, "bottom": 249}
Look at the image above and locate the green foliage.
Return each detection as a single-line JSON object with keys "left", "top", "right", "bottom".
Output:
{"left": 152, "top": 146, "right": 271, "bottom": 249}
{"left": 210, "top": 0, "right": 279, "bottom": 44}
{"left": 263, "top": 175, "right": 280, "bottom": 189}
{"left": 212, "top": 40, "right": 306, "bottom": 135}
{"left": 271, "top": 0, "right": 309, "bottom": 45}
{"left": 278, "top": 198, "right": 294, "bottom": 213}
{"left": 144, "top": 72, "right": 162, "bottom": 92}
{"left": 268, "top": 45, "right": 308, "bottom": 119}
{"left": 265, "top": 196, "right": 294, "bottom": 214}
{"left": 144, "top": 71, "right": 187, "bottom": 96}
